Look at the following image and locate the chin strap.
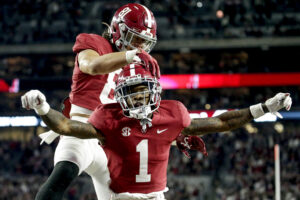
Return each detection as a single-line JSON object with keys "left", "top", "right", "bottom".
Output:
{"left": 128, "top": 106, "right": 153, "bottom": 133}
{"left": 140, "top": 118, "right": 152, "bottom": 133}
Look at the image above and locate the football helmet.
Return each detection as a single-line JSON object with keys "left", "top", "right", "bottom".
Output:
{"left": 110, "top": 3, "right": 157, "bottom": 53}
{"left": 115, "top": 63, "right": 161, "bottom": 132}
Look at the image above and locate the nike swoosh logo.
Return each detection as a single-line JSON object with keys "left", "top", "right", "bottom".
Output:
{"left": 157, "top": 128, "right": 168, "bottom": 134}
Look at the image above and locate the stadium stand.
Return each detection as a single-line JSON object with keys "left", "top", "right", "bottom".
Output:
{"left": 0, "top": 0, "right": 299, "bottom": 199}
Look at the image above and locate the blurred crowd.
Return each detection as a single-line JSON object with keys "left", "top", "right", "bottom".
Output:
{"left": 0, "top": 122, "right": 299, "bottom": 199}
{"left": 167, "top": 122, "right": 300, "bottom": 200}
{"left": 164, "top": 86, "right": 299, "bottom": 110}
{"left": 0, "top": 86, "right": 299, "bottom": 116}
{"left": 1, "top": 47, "right": 300, "bottom": 115}
{"left": 1, "top": 0, "right": 300, "bottom": 44}
{"left": 0, "top": 55, "right": 74, "bottom": 78}
{"left": 1, "top": 1, "right": 300, "bottom": 199}
{"left": 1, "top": 48, "right": 300, "bottom": 79}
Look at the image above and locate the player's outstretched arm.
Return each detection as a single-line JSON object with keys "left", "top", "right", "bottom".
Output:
{"left": 182, "top": 108, "right": 253, "bottom": 136}
{"left": 78, "top": 49, "right": 160, "bottom": 78}
{"left": 182, "top": 93, "right": 292, "bottom": 136}
{"left": 40, "top": 109, "right": 100, "bottom": 140}
{"left": 78, "top": 49, "right": 130, "bottom": 75}
{"left": 21, "top": 90, "right": 103, "bottom": 140}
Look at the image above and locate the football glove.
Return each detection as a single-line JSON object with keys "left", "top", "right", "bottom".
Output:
{"left": 176, "top": 134, "right": 208, "bottom": 158}
{"left": 135, "top": 48, "right": 160, "bottom": 79}
{"left": 265, "top": 93, "right": 292, "bottom": 118}
{"left": 21, "top": 90, "right": 50, "bottom": 115}
{"left": 250, "top": 92, "right": 292, "bottom": 119}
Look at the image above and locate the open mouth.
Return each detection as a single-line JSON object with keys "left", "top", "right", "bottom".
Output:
{"left": 134, "top": 102, "right": 143, "bottom": 107}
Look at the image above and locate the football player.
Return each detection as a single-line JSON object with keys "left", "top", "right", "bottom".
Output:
{"left": 35, "top": 3, "right": 159, "bottom": 200}
{"left": 22, "top": 64, "right": 292, "bottom": 200}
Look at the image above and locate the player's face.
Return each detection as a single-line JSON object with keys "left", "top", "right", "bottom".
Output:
{"left": 126, "top": 84, "right": 150, "bottom": 108}
{"left": 125, "top": 33, "right": 150, "bottom": 50}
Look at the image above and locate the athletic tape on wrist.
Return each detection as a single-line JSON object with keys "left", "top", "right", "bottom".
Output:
{"left": 249, "top": 103, "right": 265, "bottom": 119}
{"left": 34, "top": 102, "right": 50, "bottom": 115}
{"left": 125, "top": 49, "right": 138, "bottom": 63}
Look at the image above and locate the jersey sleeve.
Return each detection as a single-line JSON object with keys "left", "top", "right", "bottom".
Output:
{"left": 72, "top": 33, "right": 107, "bottom": 55}
{"left": 177, "top": 101, "right": 191, "bottom": 129}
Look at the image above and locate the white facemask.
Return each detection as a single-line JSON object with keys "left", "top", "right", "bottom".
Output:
{"left": 129, "top": 106, "right": 152, "bottom": 133}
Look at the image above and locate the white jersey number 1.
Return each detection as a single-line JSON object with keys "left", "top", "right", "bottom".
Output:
{"left": 136, "top": 139, "right": 151, "bottom": 182}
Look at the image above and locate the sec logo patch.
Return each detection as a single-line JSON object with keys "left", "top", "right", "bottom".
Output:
{"left": 122, "top": 127, "right": 131, "bottom": 136}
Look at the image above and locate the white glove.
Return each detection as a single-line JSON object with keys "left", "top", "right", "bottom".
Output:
{"left": 265, "top": 93, "right": 292, "bottom": 118}
{"left": 21, "top": 90, "right": 50, "bottom": 115}
{"left": 250, "top": 92, "right": 292, "bottom": 119}
{"left": 126, "top": 49, "right": 140, "bottom": 63}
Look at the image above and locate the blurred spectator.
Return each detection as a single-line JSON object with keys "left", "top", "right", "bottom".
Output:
{"left": 1, "top": 0, "right": 300, "bottom": 43}
{"left": 3, "top": 48, "right": 298, "bottom": 79}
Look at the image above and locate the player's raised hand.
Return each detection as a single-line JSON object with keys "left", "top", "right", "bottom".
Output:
{"left": 176, "top": 134, "right": 208, "bottom": 158}
{"left": 135, "top": 48, "right": 160, "bottom": 79}
{"left": 250, "top": 92, "right": 292, "bottom": 119}
{"left": 21, "top": 90, "right": 50, "bottom": 115}
{"left": 265, "top": 93, "right": 292, "bottom": 118}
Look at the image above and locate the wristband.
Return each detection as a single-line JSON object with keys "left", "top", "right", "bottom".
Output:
{"left": 125, "top": 49, "right": 138, "bottom": 63}
{"left": 34, "top": 102, "right": 50, "bottom": 115}
{"left": 249, "top": 103, "right": 265, "bottom": 119}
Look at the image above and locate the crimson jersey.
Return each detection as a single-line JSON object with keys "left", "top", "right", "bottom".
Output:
{"left": 88, "top": 100, "right": 191, "bottom": 194}
{"left": 70, "top": 33, "right": 121, "bottom": 111}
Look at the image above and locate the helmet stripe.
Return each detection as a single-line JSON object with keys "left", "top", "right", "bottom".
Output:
{"left": 141, "top": 5, "right": 152, "bottom": 33}
{"left": 130, "top": 64, "right": 136, "bottom": 76}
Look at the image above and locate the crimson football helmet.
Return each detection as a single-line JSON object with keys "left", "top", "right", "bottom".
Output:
{"left": 115, "top": 63, "right": 161, "bottom": 132}
{"left": 110, "top": 3, "right": 157, "bottom": 53}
